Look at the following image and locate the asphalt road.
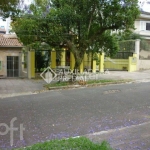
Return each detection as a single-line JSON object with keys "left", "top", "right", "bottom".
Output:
{"left": 0, "top": 82, "right": 150, "bottom": 149}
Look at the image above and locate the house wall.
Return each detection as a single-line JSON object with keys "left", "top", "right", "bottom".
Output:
{"left": 134, "top": 13, "right": 150, "bottom": 39}
{"left": 134, "top": 13, "right": 150, "bottom": 70}
{"left": 134, "top": 20, "right": 141, "bottom": 31}
{"left": 139, "top": 60, "right": 150, "bottom": 70}
{"left": 139, "top": 50, "right": 150, "bottom": 59}
{"left": 0, "top": 48, "right": 22, "bottom": 77}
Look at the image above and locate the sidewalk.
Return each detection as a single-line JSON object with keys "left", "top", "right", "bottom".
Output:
{"left": 86, "top": 121, "right": 150, "bottom": 150}
{"left": 0, "top": 79, "right": 46, "bottom": 98}
{"left": 0, "top": 70, "right": 150, "bottom": 98}
{"left": 103, "top": 70, "right": 150, "bottom": 81}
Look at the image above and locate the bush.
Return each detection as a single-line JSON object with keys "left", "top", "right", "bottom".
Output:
{"left": 16, "top": 137, "right": 113, "bottom": 150}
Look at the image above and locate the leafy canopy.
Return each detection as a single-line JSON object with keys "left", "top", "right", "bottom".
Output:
{"left": 12, "top": 0, "right": 140, "bottom": 69}
{"left": 0, "top": 0, "right": 21, "bottom": 18}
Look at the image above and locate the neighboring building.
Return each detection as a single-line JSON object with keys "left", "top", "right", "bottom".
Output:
{"left": 134, "top": 11, "right": 150, "bottom": 70}
{"left": 138, "top": 0, "right": 150, "bottom": 13}
{"left": 134, "top": 11, "right": 150, "bottom": 40}
{"left": 0, "top": 17, "right": 12, "bottom": 34}
{"left": 0, "top": 26, "right": 6, "bottom": 34}
{"left": 0, "top": 34, "right": 23, "bottom": 77}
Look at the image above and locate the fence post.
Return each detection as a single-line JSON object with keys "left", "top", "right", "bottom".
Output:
{"left": 28, "top": 50, "right": 35, "bottom": 79}
{"left": 128, "top": 56, "right": 132, "bottom": 72}
{"left": 128, "top": 54, "right": 137, "bottom": 72}
{"left": 51, "top": 50, "right": 56, "bottom": 69}
{"left": 60, "top": 50, "right": 66, "bottom": 68}
{"left": 70, "top": 52, "right": 75, "bottom": 72}
{"left": 92, "top": 60, "right": 96, "bottom": 73}
{"left": 99, "top": 53, "right": 104, "bottom": 72}
{"left": 133, "top": 53, "right": 137, "bottom": 71}
{"left": 135, "top": 39, "right": 140, "bottom": 70}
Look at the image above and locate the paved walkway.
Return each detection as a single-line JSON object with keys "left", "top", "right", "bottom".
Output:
{"left": 0, "top": 79, "right": 46, "bottom": 98}
{"left": 86, "top": 122, "right": 150, "bottom": 150}
{"left": 103, "top": 70, "right": 150, "bottom": 81}
{"left": 0, "top": 70, "right": 150, "bottom": 98}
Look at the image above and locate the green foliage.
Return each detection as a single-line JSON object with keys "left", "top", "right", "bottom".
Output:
{"left": 35, "top": 51, "right": 45, "bottom": 72}
{"left": 12, "top": 18, "right": 39, "bottom": 45}
{"left": 118, "top": 32, "right": 150, "bottom": 52}
{"left": 126, "top": 33, "right": 150, "bottom": 51}
{"left": 0, "top": 0, "right": 20, "bottom": 18}
{"left": 32, "top": 43, "right": 50, "bottom": 72}
{"left": 12, "top": 0, "right": 140, "bottom": 69}
{"left": 86, "top": 79, "right": 132, "bottom": 84}
{"left": 15, "top": 137, "right": 113, "bottom": 150}
{"left": 100, "top": 32, "right": 119, "bottom": 57}
{"left": 93, "top": 53, "right": 99, "bottom": 60}
{"left": 119, "top": 40, "right": 135, "bottom": 52}
{"left": 140, "top": 40, "right": 150, "bottom": 51}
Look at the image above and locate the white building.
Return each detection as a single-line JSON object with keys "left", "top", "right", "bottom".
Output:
{"left": 0, "top": 17, "right": 12, "bottom": 34}
{"left": 134, "top": 11, "right": 150, "bottom": 40}
{"left": 134, "top": 11, "right": 150, "bottom": 70}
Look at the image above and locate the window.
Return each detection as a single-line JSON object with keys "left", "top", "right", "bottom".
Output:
{"left": 140, "top": 21, "right": 145, "bottom": 30}
{"left": 146, "top": 23, "right": 150, "bottom": 31}
{"left": 140, "top": 21, "right": 150, "bottom": 31}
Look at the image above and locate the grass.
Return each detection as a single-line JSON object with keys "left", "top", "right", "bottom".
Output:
{"left": 44, "top": 79, "right": 132, "bottom": 89}
{"left": 86, "top": 79, "right": 116, "bottom": 84}
{"left": 44, "top": 81, "right": 70, "bottom": 88}
{"left": 15, "top": 137, "right": 113, "bottom": 150}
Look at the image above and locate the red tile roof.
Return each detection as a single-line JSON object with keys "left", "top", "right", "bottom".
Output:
{"left": 0, "top": 34, "right": 23, "bottom": 47}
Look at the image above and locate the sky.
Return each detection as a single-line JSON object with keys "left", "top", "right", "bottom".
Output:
{"left": 0, "top": 0, "right": 150, "bottom": 33}
{"left": 139, "top": 0, "right": 150, "bottom": 12}
{"left": 0, "top": 0, "right": 33, "bottom": 33}
{"left": 24, "top": 0, "right": 32, "bottom": 5}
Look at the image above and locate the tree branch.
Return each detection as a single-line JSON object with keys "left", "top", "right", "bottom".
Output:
{"left": 87, "top": 4, "right": 96, "bottom": 35}
{"left": 90, "top": 24, "right": 120, "bottom": 42}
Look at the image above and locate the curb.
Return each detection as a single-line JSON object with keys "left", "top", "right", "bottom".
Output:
{"left": 0, "top": 80, "right": 136, "bottom": 98}
{"left": 47, "top": 80, "right": 133, "bottom": 91}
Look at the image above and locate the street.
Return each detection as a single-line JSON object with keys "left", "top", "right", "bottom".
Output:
{"left": 0, "top": 82, "right": 150, "bottom": 149}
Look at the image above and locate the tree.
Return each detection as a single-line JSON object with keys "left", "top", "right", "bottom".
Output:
{"left": 0, "top": 0, "right": 21, "bottom": 18}
{"left": 50, "top": 0, "right": 140, "bottom": 69}
{"left": 12, "top": 0, "right": 140, "bottom": 70}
